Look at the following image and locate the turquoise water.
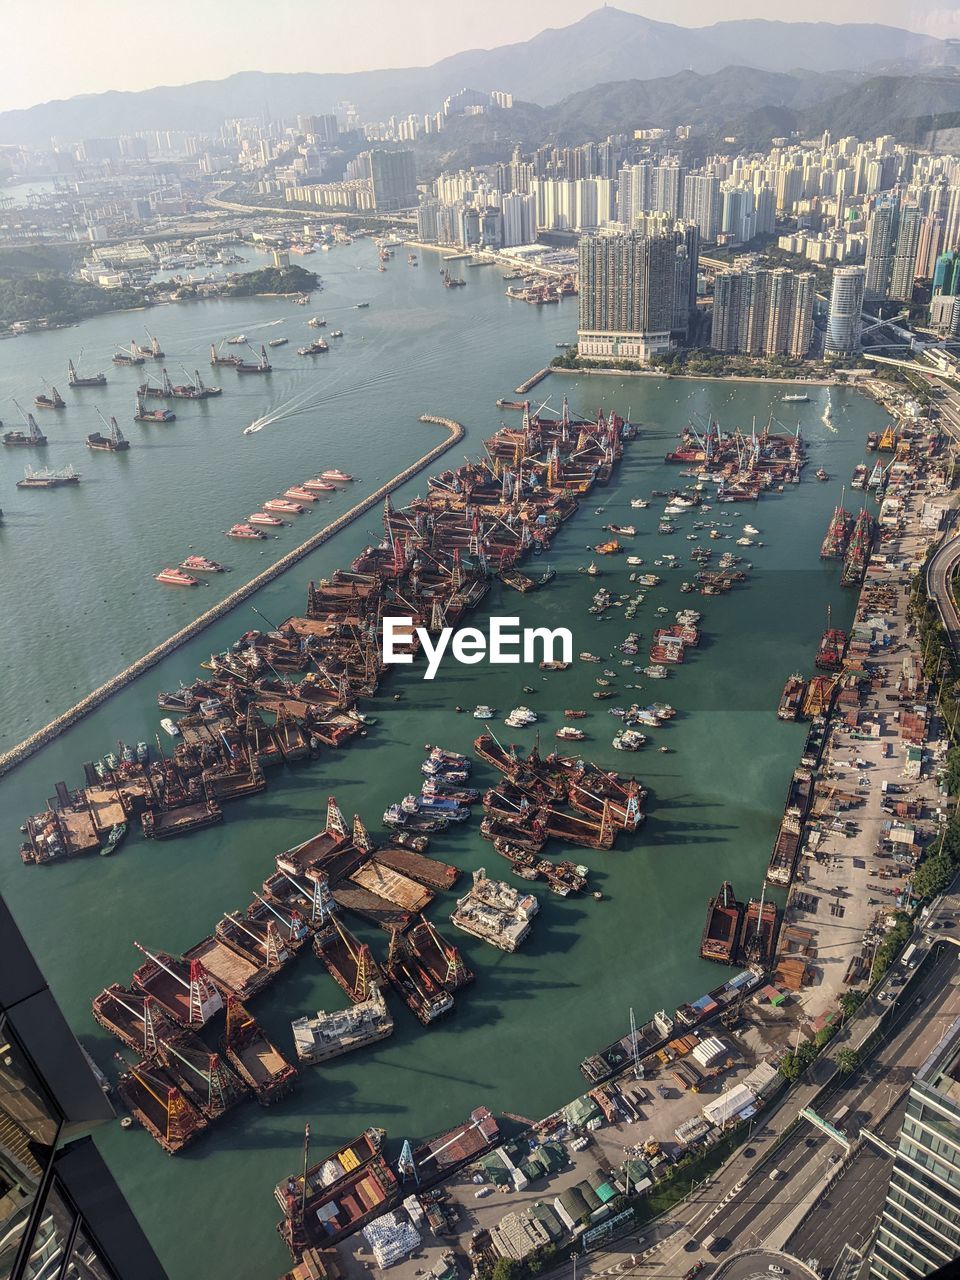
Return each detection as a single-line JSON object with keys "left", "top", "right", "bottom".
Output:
{"left": 0, "top": 242, "right": 886, "bottom": 1277}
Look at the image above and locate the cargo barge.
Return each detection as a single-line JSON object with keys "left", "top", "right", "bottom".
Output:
{"left": 223, "top": 996, "right": 298, "bottom": 1104}
{"left": 700, "top": 881, "right": 744, "bottom": 964}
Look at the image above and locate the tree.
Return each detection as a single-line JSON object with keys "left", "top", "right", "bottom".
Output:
{"left": 492, "top": 1260, "right": 523, "bottom": 1280}
{"left": 912, "top": 853, "right": 955, "bottom": 901}
{"left": 839, "top": 990, "right": 866, "bottom": 1019}
{"left": 836, "top": 1048, "right": 861, "bottom": 1075}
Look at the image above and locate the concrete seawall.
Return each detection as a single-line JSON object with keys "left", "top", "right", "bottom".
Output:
{"left": 0, "top": 416, "right": 465, "bottom": 780}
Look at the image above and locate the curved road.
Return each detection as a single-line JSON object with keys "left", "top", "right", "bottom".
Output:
{"left": 926, "top": 531, "right": 960, "bottom": 652}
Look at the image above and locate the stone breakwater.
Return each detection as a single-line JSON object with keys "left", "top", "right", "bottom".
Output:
{"left": 0, "top": 416, "right": 465, "bottom": 780}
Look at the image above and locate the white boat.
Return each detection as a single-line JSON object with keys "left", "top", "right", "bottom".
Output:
{"left": 644, "top": 665, "right": 668, "bottom": 679}
{"left": 556, "top": 726, "right": 586, "bottom": 741}
{"left": 579, "top": 652, "right": 601, "bottom": 663}
{"left": 160, "top": 717, "right": 179, "bottom": 737}
{"left": 782, "top": 393, "right": 809, "bottom": 403}
{"left": 736, "top": 537, "right": 754, "bottom": 546}
{"left": 226, "top": 334, "right": 246, "bottom": 344}
{"left": 473, "top": 705, "right": 496, "bottom": 719}
{"left": 630, "top": 498, "right": 649, "bottom": 509}
{"left": 613, "top": 729, "right": 646, "bottom": 751}
{"left": 626, "top": 556, "right": 644, "bottom": 566}
{"left": 743, "top": 524, "right": 759, "bottom": 535}
{"left": 505, "top": 706, "right": 537, "bottom": 727}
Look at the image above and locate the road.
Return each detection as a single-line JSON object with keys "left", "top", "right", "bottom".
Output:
{"left": 926, "top": 530, "right": 960, "bottom": 651}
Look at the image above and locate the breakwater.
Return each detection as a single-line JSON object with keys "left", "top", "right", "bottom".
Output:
{"left": 0, "top": 416, "right": 464, "bottom": 780}
{"left": 515, "top": 367, "right": 551, "bottom": 395}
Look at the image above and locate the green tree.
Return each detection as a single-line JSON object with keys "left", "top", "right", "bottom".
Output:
{"left": 836, "top": 1048, "right": 861, "bottom": 1075}
{"left": 492, "top": 1259, "right": 524, "bottom": 1280}
{"left": 839, "top": 990, "right": 866, "bottom": 1019}
{"left": 912, "top": 854, "right": 955, "bottom": 901}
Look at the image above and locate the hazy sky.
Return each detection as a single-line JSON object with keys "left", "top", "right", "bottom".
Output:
{"left": 2, "top": 0, "right": 960, "bottom": 114}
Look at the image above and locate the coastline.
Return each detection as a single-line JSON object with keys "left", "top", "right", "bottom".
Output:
{"left": 0, "top": 416, "right": 463, "bottom": 780}
{"left": 547, "top": 365, "right": 858, "bottom": 387}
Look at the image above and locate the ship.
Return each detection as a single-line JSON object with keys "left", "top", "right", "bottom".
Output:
{"left": 155, "top": 567, "right": 199, "bottom": 587}
{"left": 210, "top": 343, "right": 243, "bottom": 368}
{"left": 405, "top": 916, "right": 473, "bottom": 991}
{"left": 819, "top": 498, "right": 852, "bottom": 559}
{"left": 313, "top": 916, "right": 382, "bottom": 1004}
{"left": 34, "top": 386, "right": 65, "bottom": 409}
{"left": 307, "top": 317, "right": 326, "bottom": 328}
{"left": 86, "top": 411, "right": 130, "bottom": 452}
{"left": 700, "top": 881, "right": 744, "bottom": 964}
{"left": 134, "top": 394, "right": 175, "bottom": 423}
{"left": 284, "top": 487, "right": 319, "bottom": 503}
{"left": 815, "top": 624, "right": 847, "bottom": 671}
{"left": 878, "top": 424, "right": 897, "bottom": 451}
{"left": 222, "top": 996, "right": 297, "bottom": 1104}
{"left": 302, "top": 478, "right": 337, "bottom": 492}
{"left": 866, "top": 431, "right": 880, "bottom": 451}
{"left": 297, "top": 339, "right": 329, "bottom": 355}
{"left": 291, "top": 987, "right": 394, "bottom": 1064}
{"left": 131, "top": 945, "right": 223, "bottom": 1028}
{"left": 321, "top": 469, "right": 353, "bottom": 482}
{"left": 411, "top": 1107, "right": 499, "bottom": 1186}
{"left": 738, "top": 896, "right": 779, "bottom": 968}
{"left": 851, "top": 463, "right": 868, "bottom": 489}
{"left": 580, "top": 1009, "right": 675, "bottom": 1083}
{"left": 236, "top": 345, "right": 272, "bottom": 374}
{"left": 170, "top": 370, "right": 221, "bottom": 399}
{"left": 3, "top": 404, "right": 47, "bottom": 447}
{"left": 277, "top": 1130, "right": 396, "bottom": 1253}
{"left": 16, "top": 465, "right": 80, "bottom": 488}
{"left": 264, "top": 498, "right": 304, "bottom": 514}
{"left": 180, "top": 555, "right": 226, "bottom": 573}
{"left": 450, "top": 869, "right": 538, "bottom": 952}
{"left": 840, "top": 508, "right": 875, "bottom": 588}
{"left": 112, "top": 341, "right": 146, "bottom": 366}
{"left": 247, "top": 512, "right": 284, "bottom": 526}
{"left": 227, "top": 523, "right": 267, "bottom": 538}
{"left": 442, "top": 270, "right": 466, "bottom": 288}
{"left": 383, "top": 929, "right": 454, "bottom": 1024}
{"left": 227, "top": 334, "right": 247, "bottom": 344}
{"left": 67, "top": 357, "right": 107, "bottom": 387}
{"left": 268, "top": 337, "right": 289, "bottom": 347}
{"left": 777, "top": 674, "right": 806, "bottom": 721}
{"left": 781, "top": 393, "right": 809, "bottom": 403}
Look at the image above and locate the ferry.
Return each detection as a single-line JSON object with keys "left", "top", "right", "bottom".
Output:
{"left": 263, "top": 498, "right": 304, "bottom": 514}
{"left": 180, "top": 555, "right": 226, "bottom": 573}
{"left": 321, "top": 469, "right": 353, "bottom": 482}
{"left": 284, "top": 487, "right": 319, "bottom": 503}
{"left": 155, "top": 567, "right": 199, "bottom": 587}
{"left": 247, "top": 512, "right": 284, "bottom": 526}
{"left": 303, "top": 478, "right": 337, "bottom": 492}
{"left": 227, "top": 523, "right": 267, "bottom": 539}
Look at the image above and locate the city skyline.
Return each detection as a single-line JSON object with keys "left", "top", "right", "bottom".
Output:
{"left": 2, "top": 1, "right": 960, "bottom": 116}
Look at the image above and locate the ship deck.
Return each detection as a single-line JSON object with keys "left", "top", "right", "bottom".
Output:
{"left": 182, "top": 936, "right": 265, "bottom": 998}
{"left": 349, "top": 860, "right": 432, "bottom": 912}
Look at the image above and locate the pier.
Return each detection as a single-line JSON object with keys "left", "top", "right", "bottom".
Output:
{"left": 0, "top": 416, "right": 464, "bottom": 780}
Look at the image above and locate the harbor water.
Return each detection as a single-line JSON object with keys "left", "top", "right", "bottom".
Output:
{"left": 0, "top": 241, "right": 886, "bottom": 1278}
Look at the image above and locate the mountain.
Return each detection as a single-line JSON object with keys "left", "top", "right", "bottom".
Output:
{"left": 2, "top": 7, "right": 960, "bottom": 145}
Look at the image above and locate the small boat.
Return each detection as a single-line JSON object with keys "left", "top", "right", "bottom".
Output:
{"left": 100, "top": 821, "right": 127, "bottom": 856}
{"left": 160, "top": 717, "right": 180, "bottom": 737}
{"left": 155, "top": 567, "right": 199, "bottom": 587}
{"left": 307, "top": 317, "right": 326, "bottom": 328}
{"left": 564, "top": 710, "right": 587, "bottom": 719}
{"left": 355, "top": 302, "right": 370, "bottom": 309}
{"left": 329, "top": 330, "right": 344, "bottom": 338}
{"left": 226, "top": 335, "right": 246, "bottom": 344}
{"left": 268, "top": 337, "right": 289, "bottom": 347}
{"left": 815, "top": 468, "right": 828, "bottom": 481}
{"left": 556, "top": 726, "right": 586, "bottom": 741}
{"left": 473, "top": 705, "right": 496, "bottom": 719}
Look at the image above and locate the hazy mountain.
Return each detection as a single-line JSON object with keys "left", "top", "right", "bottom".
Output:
{"left": 2, "top": 7, "right": 960, "bottom": 145}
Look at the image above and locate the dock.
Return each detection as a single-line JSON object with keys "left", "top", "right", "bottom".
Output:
{"left": 514, "top": 367, "right": 550, "bottom": 395}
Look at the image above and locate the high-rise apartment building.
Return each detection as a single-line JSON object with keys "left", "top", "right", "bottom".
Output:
{"left": 825, "top": 265, "right": 866, "bottom": 356}
{"left": 864, "top": 194, "right": 900, "bottom": 299}
{"left": 683, "top": 170, "right": 721, "bottom": 243}
{"left": 710, "top": 267, "right": 814, "bottom": 357}
{"left": 888, "top": 205, "right": 923, "bottom": 301}
{"left": 871, "top": 1015, "right": 960, "bottom": 1280}
{"left": 364, "top": 148, "right": 417, "bottom": 210}
{"left": 578, "top": 226, "right": 698, "bottom": 363}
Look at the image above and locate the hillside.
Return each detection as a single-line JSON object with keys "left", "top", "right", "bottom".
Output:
{"left": 1, "top": 8, "right": 959, "bottom": 144}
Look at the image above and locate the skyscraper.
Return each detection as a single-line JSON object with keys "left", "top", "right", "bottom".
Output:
{"left": 578, "top": 227, "right": 698, "bottom": 363}
{"left": 825, "top": 265, "right": 866, "bottom": 356}
{"left": 364, "top": 149, "right": 417, "bottom": 210}
{"left": 871, "top": 1014, "right": 960, "bottom": 1280}
{"left": 864, "top": 195, "right": 900, "bottom": 300}
{"left": 683, "top": 170, "right": 721, "bottom": 243}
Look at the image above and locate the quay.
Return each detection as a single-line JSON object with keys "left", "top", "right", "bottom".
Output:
{"left": 0, "top": 416, "right": 464, "bottom": 781}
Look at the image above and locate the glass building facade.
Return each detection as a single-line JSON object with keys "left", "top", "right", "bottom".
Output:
{"left": 1, "top": 895, "right": 167, "bottom": 1280}
{"left": 871, "top": 1014, "right": 960, "bottom": 1280}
